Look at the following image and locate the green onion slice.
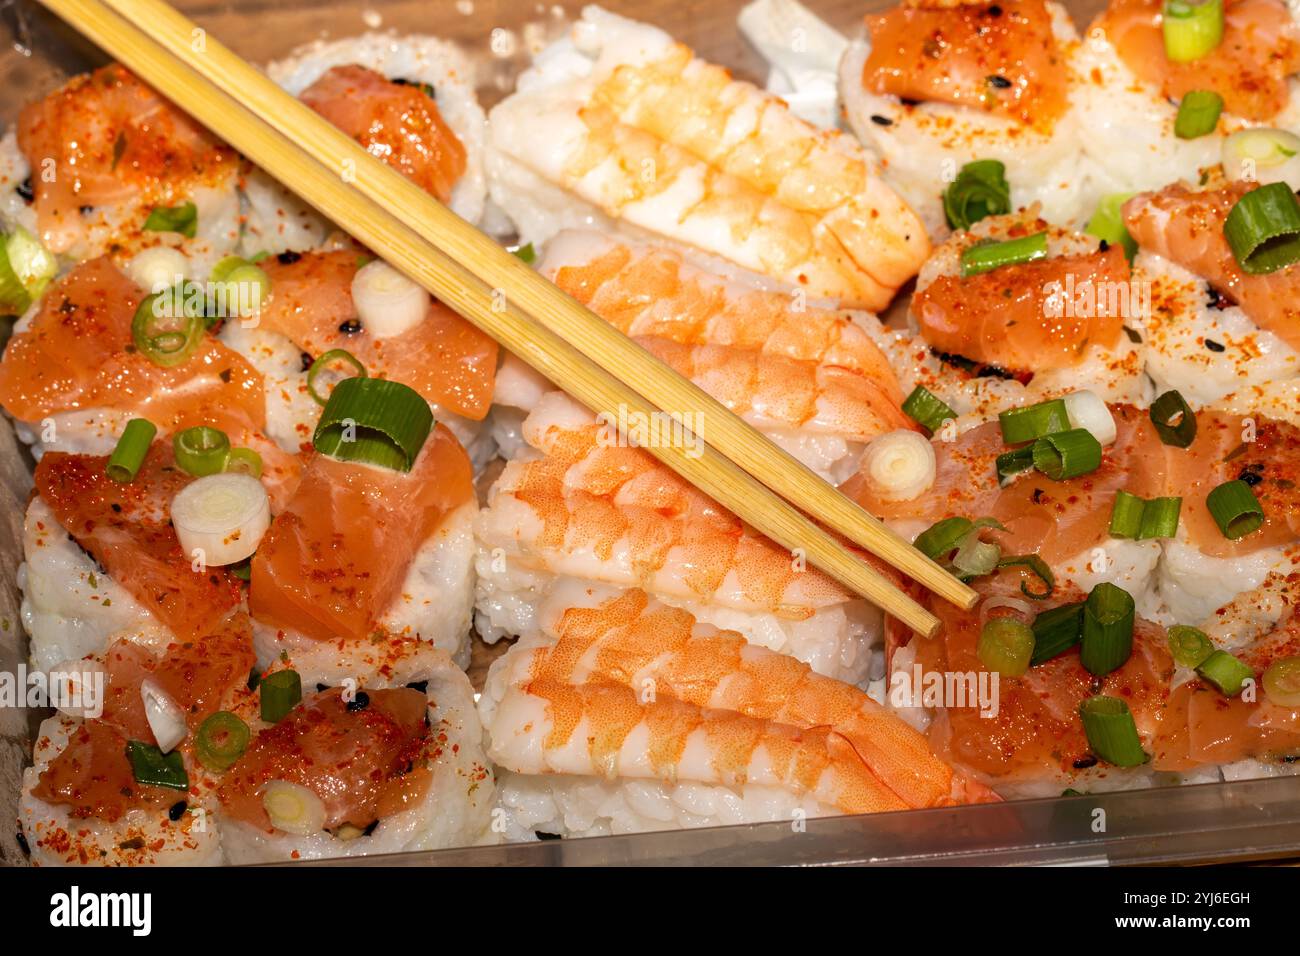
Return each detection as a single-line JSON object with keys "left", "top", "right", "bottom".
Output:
{"left": 1223, "top": 182, "right": 1300, "bottom": 275}
{"left": 1206, "top": 479, "right": 1264, "bottom": 539}
{"left": 512, "top": 242, "right": 537, "bottom": 264}
{"left": 1174, "top": 90, "right": 1223, "bottom": 139}
{"left": 217, "top": 263, "right": 271, "bottom": 318}
{"left": 978, "top": 617, "right": 1035, "bottom": 678}
{"left": 943, "top": 159, "right": 1011, "bottom": 232}
{"left": 1108, "top": 490, "right": 1182, "bottom": 540}
{"left": 306, "top": 348, "right": 367, "bottom": 406}
{"left": 1032, "top": 428, "right": 1102, "bottom": 481}
{"left": 313, "top": 377, "right": 433, "bottom": 473}
{"left": 131, "top": 290, "right": 206, "bottom": 368}
{"left": 1079, "top": 695, "right": 1147, "bottom": 767}
{"left": 106, "top": 418, "right": 157, "bottom": 483}
{"left": 1148, "top": 389, "right": 1197, "bottom": 447}
{"left": 1080, "top": 582, "right": 1135, "bottom": 676}
{"left": 997, "top": 553, "right": 1055, "bottom": 599}
{"left": 960, "top": 231, "right": 1049, "bottom": 278}
{"left": 1262, "top": 656, "right": 1300, "bottom": 707}
{"left": 173, "top": 426, "right": 231, "bottom": 477}
{"left": 194, "top": 711, "right": 250, "bottom": 772}
{"left": 996, "top": 445, "right": 1036, "bottom": 486}
{"left": 143, "top": 201, "right": 198, "bottom": 238}
{"left": 224, "top": 446, "right": 263, "bottom": 478}
{"left": 999, "top": 398, "right": 1070, "bottom": 445}
{"left": 1031, "top": 601, "right": 1084, "bottom": 665}
{"left": 913, "top": 517, "right": 975, "bottom": 560}
{"left": 1162, "top": 0, "right": 1224, "bottom": 63}
{"left": 953, "top": 528, "right": 1002, "bottom": 577}
{"left": 260, "top": 669, "right": 303, "bottom": 724}
{"left": 209, "top": 255, "right": 247, "bottom": 284}
{"left": 1196, "top": 649, "right": 1254, "bottom": 697}
{"left": 1085, "top": 193, "right": 1138, "bottom": 261}
{"left": 0, "top": 227, "right": 58, "bottom": 313}
{"left": 902, "top": 385, "right": 956, "bottom": 434}
{"left": 1167, "top": 624, "right": 1215, "bottom": 668}
{"left": 125, "top": 740, "right": 190, "bottom": 790}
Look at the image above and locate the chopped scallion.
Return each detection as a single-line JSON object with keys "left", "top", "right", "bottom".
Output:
{"left": 943, "top": 159, "right": 1011, "bottom": 232}
{"left": 125, "top": 740, "right": 190, "bottom": 790}
{"left": 1196, "top": 649, "right": 1254, "bottom": 697}
{"left": 313, "top": 377, "right": 434, "bottom": 473}
{"left": 1223, "top": 182, "right": 1300, "bottom": 275}
{"left": 1079, "top": 695, "right": 1146, "bottom": 767}
{"left": 1031, "top": 601, "right": 1084, "bottom": 665}
{"left": 978, "top": 617, "right": 1035, "bottom": 678}
{"left": 902, "top": 385, "right": 956, "bottom": 434}
{"left": 1149, "top": 389, "right": 1197, "bottom": 447}
{"left": 1032, "top": 428, "right": 1102, "bottom": 481}
{"left": 173, "top": 426, "right": 230, "bottom": 477}
{"left": 106, "top": 418, "right": 157, "bottom": 483}
{"left": 1167, "top": 624, "right": 1214, "bottom": 669}
{"left": 960, "top": 231, "right": 1048, "bottom": 277}
{"left": 260, "top": 670, "right": 302, "bottom": 724}
{"left": 1174, "top": 90, "right": 1223, "bottom": 139}
{"left": 998, "top": 398, "right": 1070, "bottom": 445}
{"left": 143, "top": 201, "right": 198, "bottom": 238}
{"left": 1080, "top": 582, "right": 1135, "bottom": 676}
{"left": 1206, "top": 479, "right": 1264, "bottom": 539}
{"left": 194, "top": 711, "right": 250, "bottom": 773}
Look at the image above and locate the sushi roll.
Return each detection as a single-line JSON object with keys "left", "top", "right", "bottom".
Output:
{"left": 1123, "top": 176, "right": 1300, "bottom": 408}
{"left": 475, "top": 390, "right": 883, "bottom": 686}
{"left": 1074, "top": 0, "right": 1300, "bottom": 204}
{"left": 840, "top": 0, "right": 1093, "bottom": 235}
{"left": 213, "top": 639, "right": 496, "bottom": 864}
{"left": 481, "top": 580, "right": 995, "bottom": 840}
{"left": 486, "top": 4, "right": 930, "bottom": 311}
{"left": 250, "top": 423, "right": 479, "bottom": 669}
{"left": 865, "top": 210, "right": 1149, "bottom": 429}
{"left": 0, "top": 65, "right": 241, "bottom": 267}
{"left": 502, "top": 229, "right": 914, "bottom": 483}
{"left": 244, "top": 32, "right": 491, "bottom": 253}
{"left": 20, "top": 443, "right": 261, "bottom": 670}
{"left": 20, "top": 614, "right": 256, "bottom": 866}
{"left": 215, "top": 248, "right": 499, "bottom": 464}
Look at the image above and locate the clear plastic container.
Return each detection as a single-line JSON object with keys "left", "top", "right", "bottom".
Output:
{"left": 0, "top": 0, "right": 1292, "bottom": 867}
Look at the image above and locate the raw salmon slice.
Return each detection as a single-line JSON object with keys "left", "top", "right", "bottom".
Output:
{"left": 1124, "top": 181, "right": 1300, "bottom": 353}
{"left": 249, "top": 424, "right": 474, "bottom": 642}
{"left": 862, "top": 0, "right": 1070, "bottom": 130}
{"left": 256, "top": 250, "right": 498, "bottom": 420}
{"left": 1098, "top": 0, "right": 1300, "bottom": 121}
{"left": 217, "top": 687, "right": 429, "bottom": 831}
{"left": 891, "top": 574, "right": 1174, "bottom": 780}
{"left": 0, "top": 257, "right": 267, "bottom": 434}
{"left": 299, "top": 64, "right": 467, "bottom": 203}
{"left": 31, "top": 721, "right": 177, "bottom": 822}
{"left": 99, "top": 613, "right": 257, "bottom": 743}
{"left": 911, "top": 243, "right": 1129, "bottom": 372}
{"left": 17, "top": 64, "right": 236, "bottom": 254}
{"left": 34, "top": 443, "right": 243, "bottom": 642}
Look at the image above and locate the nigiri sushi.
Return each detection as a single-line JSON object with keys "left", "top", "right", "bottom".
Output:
{"left": 476, "top": 391, "right": 883, "bottom": 685}
{"left": 497, "top": 229, "right": 913, "bottom": 482}
{"left": 487, "top": 5, "right": 930, "bottom": 311}
{"left": 481, "top": 580, "right": 995, "bottom": 839}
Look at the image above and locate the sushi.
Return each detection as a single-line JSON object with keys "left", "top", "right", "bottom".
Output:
{"left": 498, "top": 229, "right": 913, "bottom": 482}
{"left": 487, "top": 5, "right": 930, "bottom": 311}
{"left": 475, "top": 390, "right": 884, "bottom": 685}
{"left": 481, "top": 580, "right": 995, "bottom": 839}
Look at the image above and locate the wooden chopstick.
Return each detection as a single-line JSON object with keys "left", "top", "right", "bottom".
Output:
{"left": 38, "top": 0, "right": 972, "bottom": 634}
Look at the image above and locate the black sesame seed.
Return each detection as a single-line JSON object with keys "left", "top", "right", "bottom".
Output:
{"left": 316, "top": 682, "right": 330, "bottom": 693}
{"left": 338, "top": 318, "right": 362, "bottom": 335}
{"left": 870, "top": 114, "right": 894, "bottom": 126}
{"left": 986, "top": 75, "right": 1012, "bottom": 89}
{"left": 1098, "top": 239, "right": 1109, "bottom": 252}
{"left": 111, "top": 502, "right": 123, "bottom": 513}
{"left": 536, "top": 831, "right": 563, "bottom": 841}
{"left": 14, "top": 829, "right": 29, "bottom": 857}
{"left": 1238, "top": 464, "right": 1265, "bottom": 486}
{"left": 78, "top": 205, "right": 94, "bottom": 215}
{"left": 363, "top": 819, "right": 380, "bottom": 836}
{"left": 16, "top": 177, "right": 33, "bottom": 202}
{"left": 900, "top": 97, "right": 921, "bottom": 107}
{"left": 988, "top": 3, "right": 1003, "bottom": 14}
{"left": 1072, "top": 755, "right": 1098, "bottom": 770}
{"left": 1205, "top": 338, "right": 1225, "bottom": 352}
{"left": 168, "top": 801, "right": 187, "bottom": 821}
{"left": 1123, "top": 325, "right": 1143, "bottom": 344}
{"left": 347, "top": 690, "right": 370, "bottom": 712}
{"left": 405, "top": 680, "right": 429, "bottom": 694}
{"left": 276, "top": 250, "right": 302, "bottom": 265}
{"left": 300, "top": 351, "right": 314, "bottom": 372}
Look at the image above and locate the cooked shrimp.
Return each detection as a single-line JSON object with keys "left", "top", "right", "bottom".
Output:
{"left": 482, "top": 585, "right": 996, "bottom": 812}
{"left": 488, "top": 6, "right": 929, "bottom": 310}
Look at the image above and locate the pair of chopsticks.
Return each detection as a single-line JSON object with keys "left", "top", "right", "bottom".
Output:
{"left": 38, "top": 0, "right": 976, "bottom": 636}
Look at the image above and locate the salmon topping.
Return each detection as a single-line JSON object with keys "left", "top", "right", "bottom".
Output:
{"left": 1098, "top": 0, "right": 1300, "bottom": 121}
{"left": 300, "top": 65, "right": 467, "bottom": 203}
{"left": 249, "top": 425, "right": 474, "bottom": 642}
{"left": 34, "top": 443, "right": 243, "bottom": 642}
{"left": 863, "top": 0, "right": 1069, "bottom": 129}
{"left": 17, "top": 64, "right": 236, "bottom": 253}
{"left": 912, "top": 243, "right": 1129, "bottom": 372}
{"left": 257, "top": 251, "right": 498, "bottom": 420}
{"left": 217, "top": 687, "right": 430, "bottom": 831}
